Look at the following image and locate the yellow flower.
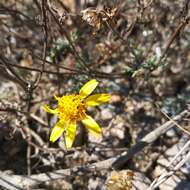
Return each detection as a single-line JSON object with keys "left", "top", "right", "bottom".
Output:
{"left": 43, "top": 79, "right": 110, "bottom": 149}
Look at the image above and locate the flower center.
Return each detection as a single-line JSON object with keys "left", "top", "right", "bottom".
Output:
{"left": 57, "top": 94, "right": 86, "bottom": 122}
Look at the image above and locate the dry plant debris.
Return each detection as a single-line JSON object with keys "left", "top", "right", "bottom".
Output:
{"left": 0, "top": 0, "right": 190, "bottom": 190}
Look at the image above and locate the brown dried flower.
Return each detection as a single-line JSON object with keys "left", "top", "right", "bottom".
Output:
{"left": 81, "top": 7, "right": 117, "bottom": 31}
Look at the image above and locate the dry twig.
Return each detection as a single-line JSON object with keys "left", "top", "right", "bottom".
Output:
{"left": 0, "top": 109, "right": 189, "bottom": 189}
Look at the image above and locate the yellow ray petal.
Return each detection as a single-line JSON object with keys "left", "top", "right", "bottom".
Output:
{"left": 82, "top": 115, "right": 102, "bottom": 136}
{"left": 54, "top": 95, "right": 60, "bottom": 101}
{"left": 50, "top": 121, "right": 66, "bottom": 142}
{"left": 79, "top": 79, "right": 98, "bottom": 98}
{"left": 85, "top": 94, "right": 110, "bottom": 106}
{"left": 65, "top": 122, "right": 76, "bottom": 149}
{"left": 43, "top": 105, "right": 58, "bottom": 114}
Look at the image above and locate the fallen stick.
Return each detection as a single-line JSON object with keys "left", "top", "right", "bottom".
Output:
{"left": 0, "top": 109, "right": 189, "bottom": 190}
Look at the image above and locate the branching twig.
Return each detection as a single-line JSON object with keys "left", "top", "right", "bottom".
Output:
{"left": 160, "top": 15, "right": 190, "bottom": 61}
{"left": 147, "top": 139, "right": 190, "bottom": 190}
{"left": 0, "top": 56, "right": 27, "bottom": 89}
{"left": 33, "top": 0, "right": 48, "bottom": 90}
{"left": 112, "top": 109, "right": 190, "bottom": 169}
{"left": 160, "top": 109, "right": 190, "bottom": 136}
{"left": 47, "top": 3, "right": 89, "bottom": 71}
{"left": 0, "top": 58, "right": 124, "bottom": 79}
{"left": 0, "top": 109, "right": 189, "bottom": 189}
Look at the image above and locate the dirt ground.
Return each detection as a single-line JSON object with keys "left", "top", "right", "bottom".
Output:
{"left": 0, "top": 0, "right": 190, "bottom": 190}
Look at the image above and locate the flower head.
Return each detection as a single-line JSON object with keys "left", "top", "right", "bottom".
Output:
{"left": 43, "top": 79, "right": 110, "bottom": 149}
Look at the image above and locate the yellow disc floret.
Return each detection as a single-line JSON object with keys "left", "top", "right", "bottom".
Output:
{"left": 57, "top": 95, "right": 86, "bottom": 122}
